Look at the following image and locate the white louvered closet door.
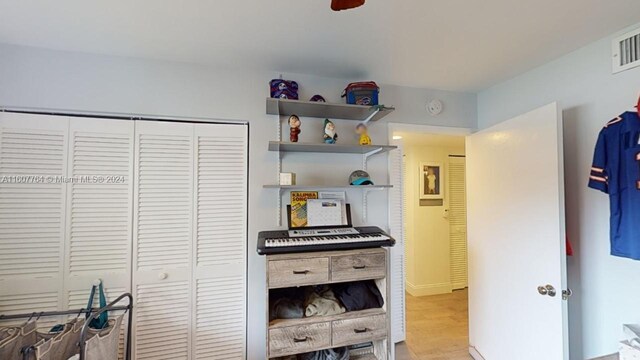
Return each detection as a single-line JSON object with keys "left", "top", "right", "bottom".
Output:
{"left": 387, "top": 147, "right": 406, "bottom": 344}
{"left": 65, "top": 117, "right": 133, "bottom": 305}
{"left": 0, "top": 113, "right": 69, "bottom": 324}
{"left": 65, "top": 118, "right": 134, "bottom": 360}
{"left": 192, "top": 123, "right": 247, "bottom": 360}
{"left": 133, "top": 121, "right": 194, "bottom": 360}
{"left": 448, "top": 156, "right": 468, "bottom": 290}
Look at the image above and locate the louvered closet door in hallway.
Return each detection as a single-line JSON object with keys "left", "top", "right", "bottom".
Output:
{"left": 448, "top": 156, "right": 467, "bottom": 290}
{"left": 133, "top": 120, "right": 248, "bottom": 360}
{"left": 0, "top": 113, "right": 69, "bottom": 324}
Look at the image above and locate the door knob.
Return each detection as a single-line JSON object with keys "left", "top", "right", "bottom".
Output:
{"left": 537, "top": 284, "right": 556, "bottom": 297}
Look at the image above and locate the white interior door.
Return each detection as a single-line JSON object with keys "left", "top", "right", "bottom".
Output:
{"left": 466, "top": 103, "right": 568, "bottom": 360}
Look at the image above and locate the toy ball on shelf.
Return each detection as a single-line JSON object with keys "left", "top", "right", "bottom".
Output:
{"left": 288, "top": 115, "right": 301, "bottom": 143}
{"left": 349, "top": 170, "right": 374, "bottom": 185}
{"left": 323, "top": 119, "right": 338, "bottom": 144}
{"left": 355, "top": 123, "right": 371, "bottom": 145}
{"left": 309, "top": 95, "right": 326, "bottom": 102}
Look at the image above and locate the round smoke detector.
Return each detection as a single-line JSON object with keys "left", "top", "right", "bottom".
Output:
{"left": 426, "top": 99, "right": 443, "bottom": 116}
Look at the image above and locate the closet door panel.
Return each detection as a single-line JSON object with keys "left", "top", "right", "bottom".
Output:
{"left": 448, "top": 157, "right": 468, "bottom": 290}
{"left": 193, "top": 123, "right": 247, "bottom": 359}
{"left": 0, "top": 113, "right": 68, "bottom": 318}
{"left": 64, "top": 118, "right": 134, "bottom": 302}
{"left": 133, "top": 121, "right": 193, "bottom": 360}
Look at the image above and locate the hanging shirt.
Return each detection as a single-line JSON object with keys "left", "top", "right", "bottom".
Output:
{"left": 588, "top": 111, "right": 640, "bottom": 260}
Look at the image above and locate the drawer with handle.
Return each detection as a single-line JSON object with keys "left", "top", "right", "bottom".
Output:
{"left": 268, "top": 322, "right": 331, "bottom": 358}
{"left": 330, "top": 252, "right": 385, "bottom": 282}
{"left": 268, "top": 257, "right": 329, "bottom": 288}
{"left": 331, "top": 314, "right": 387, "bottom": 348}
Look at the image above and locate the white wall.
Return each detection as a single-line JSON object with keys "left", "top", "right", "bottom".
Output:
{"left": 478, "top": 24, "right": 640, "bottom": 359}
{"left": 404, "top": 144, "right": 465, "bottom": 296}
{"left": 0, "top": 43, "right": 477, "bottom": 359}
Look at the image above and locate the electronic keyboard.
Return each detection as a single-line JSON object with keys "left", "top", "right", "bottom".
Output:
{"left": 257, "top": 226, "right": 395, "bottom": 255}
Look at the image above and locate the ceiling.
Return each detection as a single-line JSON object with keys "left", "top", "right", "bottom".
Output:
{"left": 0, "top": 1, "right": 639, "bottom": 91}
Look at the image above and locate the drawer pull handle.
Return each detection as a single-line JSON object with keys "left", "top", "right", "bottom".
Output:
{"left": 293, "top": 336, "right": 309, "bottom": 343}
{"left": 353, "top": 265, "right": 366, "bottom": 270}
{"left": 354, "top": 328, "right": 368, "bottom": 334}
{"left": 292, "top": 270, "right": 310, "bottom": 275}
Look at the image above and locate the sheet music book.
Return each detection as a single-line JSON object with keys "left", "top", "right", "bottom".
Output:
{"left": 319, "top": 191, "right": 348, "bottom": 225}
{"left": 307, "top": 199, "right": 345, "bottom": 227}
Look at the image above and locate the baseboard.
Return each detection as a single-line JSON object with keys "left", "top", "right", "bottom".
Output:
{"left": 406, "top": 281, "right": 452, "bottom": 296}
{"left": 469, "top": 346, "right": 486, "bottom": 360}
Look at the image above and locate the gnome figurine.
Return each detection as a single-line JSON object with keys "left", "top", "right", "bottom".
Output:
{"left": 289, "top": 115, "right": 301, "bottom": 143}
{"left": 355, "top": 123, "right": 371, "bottom": 145}
{"left": 323, "top": 119, "right": 338, "bottom": 144}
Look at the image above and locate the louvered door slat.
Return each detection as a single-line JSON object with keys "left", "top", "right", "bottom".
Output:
{"left": 388, "top": 146, "right": 406, "bottom": 344}
{"left": 449, "top": 157, "right": 468, "bottom": 290}
{"left": 133, "top": 121, "right": 193, "bottom": 360}
{"left": 0, "top": 113, "right": 68, "bottom": 320}
{"left": 193, "top": 123, "right": 247, "bottom": 360}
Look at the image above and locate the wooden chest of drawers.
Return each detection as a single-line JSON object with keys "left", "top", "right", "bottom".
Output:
{"left": 266, "top": 248, "right": 390, "bottom": 359}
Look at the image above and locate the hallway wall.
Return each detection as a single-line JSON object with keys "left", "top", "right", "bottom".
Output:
{"left": 404, "top": 143, "right": 465, "bottom": 296}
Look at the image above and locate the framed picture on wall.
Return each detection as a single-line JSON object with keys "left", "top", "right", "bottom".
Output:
{"left": 419, "top": 162, "right": 443, "bottom": 199}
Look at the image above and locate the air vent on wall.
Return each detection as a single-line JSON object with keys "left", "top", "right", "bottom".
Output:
{"left": 612, "top": 27, "right": 640, "bottom": 74}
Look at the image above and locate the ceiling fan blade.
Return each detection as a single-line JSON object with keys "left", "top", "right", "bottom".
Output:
{"left": 331, "top": 0, "right": 365, "bottom": 11}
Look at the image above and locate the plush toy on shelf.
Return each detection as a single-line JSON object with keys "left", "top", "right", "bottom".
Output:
{"left": 355, "top": 123, "right": 371, "bottom": 145}
{"left": 289, "top": 115, "right": 301, "bottom": 143}
{"left": 323, "top": 119, "right": 338, "bottom": 144}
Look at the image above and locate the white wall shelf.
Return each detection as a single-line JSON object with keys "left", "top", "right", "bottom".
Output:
{"left": 267, "top": 97, "right": 397, "bottom": 226}
{"left": 266, "top": 98, "right": 394, "bottom": 123}
{"left": 268, "top": 141, "right": 397, "bottom": 155}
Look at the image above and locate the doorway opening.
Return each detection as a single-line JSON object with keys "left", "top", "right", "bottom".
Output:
{"left": 390, "top": 128, "right": 471, "bottom": 360}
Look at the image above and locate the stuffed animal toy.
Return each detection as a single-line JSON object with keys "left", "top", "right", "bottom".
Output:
{"left": 323, "top": 119, "right": 338, "bottom": 144}
{"left": 355, "top": 123, "right": 371, "bottom": 145}
{"left": 289, "top": 115, "right": 301, "bottom": 143}
{"left": 331, "top": 0, "right": 365, "bottom": 11}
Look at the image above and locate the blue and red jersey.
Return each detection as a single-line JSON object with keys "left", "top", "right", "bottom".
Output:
{"left": 589, "top": 111, "right": 640, "bottom": 260}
